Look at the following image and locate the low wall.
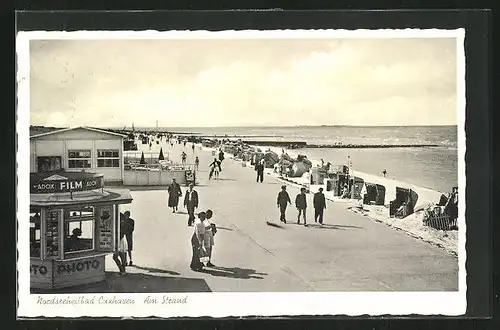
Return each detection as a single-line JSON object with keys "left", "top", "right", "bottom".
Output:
{"left": 123, "top": 169, "right": 187, "bottom": 186}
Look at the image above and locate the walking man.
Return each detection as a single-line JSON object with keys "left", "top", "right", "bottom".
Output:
{"left": 313, "top": 187, "right": 327, "bottom": 224}
{"left": 277, "top": 185, "right": 291, "bottom": 223}
{"left": 181, "top": 151, "right": 187, "bottom": 165}
{"left": 122, "top": 211, "right": 135, "bottom": 265}
{"left": 295, "top": 187, "right": 308, "bottom": 226}
{"left": 194, "top": 156, "right": 200, "bottom": 171}
{"left": 184, "top": 183, "right": 199, "bottom": 226}
{"left": 256, "top": 159, "right": 265, "bottom": 183}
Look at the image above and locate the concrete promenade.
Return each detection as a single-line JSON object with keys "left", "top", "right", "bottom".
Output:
{"left": 90, "top": 139, "right": 458, "bottom": 293}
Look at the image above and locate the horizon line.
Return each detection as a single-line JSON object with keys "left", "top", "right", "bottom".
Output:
{"left": 97, "top": 124, "right": 458, "bottom": 129}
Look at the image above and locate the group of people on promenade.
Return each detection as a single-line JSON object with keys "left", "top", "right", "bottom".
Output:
{"left": 168, "top": 181, "right": 218, "bottom": 271}
{"left": 114, "top": 145, "right": 332, "bottom": 276}
{"left": 277, "top": 185, "right": 327, "bottom": 226}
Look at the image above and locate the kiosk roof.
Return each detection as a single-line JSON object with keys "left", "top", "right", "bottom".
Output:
{"left": 30, "top": 188, "right": 133, "bottom": 208}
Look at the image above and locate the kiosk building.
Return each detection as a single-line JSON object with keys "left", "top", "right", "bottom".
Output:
{"left": 30, "top": 172, "right": 133, "bottom": 290}
{"left": 30, "top": 126, "right": 126, "bottom": 184}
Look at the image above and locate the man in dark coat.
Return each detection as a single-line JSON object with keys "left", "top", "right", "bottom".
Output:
{"left": 277, "top": 185, "right": 291, "bottom": 223}
{"left": 255, "top": 159, "right": 265, "bottom": 183}
{"left": 295, "top": 187, "right": 307, "bottom": 226}
{"left": 313, "top": 187, "right": 327, "bottom": 224}
{"left": 184, "top": 183, "right": 199, "bottom": 226}
{"left": 122, "top": 211, "right": 135, "bottom": 266}
{"left": 218, "top": 150, "right": 225, "bottom": 171}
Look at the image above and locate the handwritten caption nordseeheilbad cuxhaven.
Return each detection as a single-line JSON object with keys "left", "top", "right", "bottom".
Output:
{"left": 36, "top": 295, "right": 188, "bottom": 305}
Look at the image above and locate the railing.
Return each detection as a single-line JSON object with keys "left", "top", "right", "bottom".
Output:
{"left": 123, "top": 162, "right": 197, "bottom": 186}
{"left": 124, "top": 162, "right": 195, "bottom": 172}
{"left": 423, "top": 208, "right": 458, "bottom": 230}
{"left": 123, "top": 151, "right": 171, "bottom": 165}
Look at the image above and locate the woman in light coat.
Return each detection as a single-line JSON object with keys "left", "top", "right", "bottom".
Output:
{"left": 190, "top": 212, "right": 206, "bottom": 271}
{"left": 203, "top": 209, "right": 216, "bottom": 267}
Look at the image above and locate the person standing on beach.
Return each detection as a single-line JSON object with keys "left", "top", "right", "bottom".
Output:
{"left": 256, "top": 159, "right": 265, "bottom": 183}
{"left": 184, "top": 183, "right": 199, "bottom": 226}
{"left": 295, "top": 187, "right": 308, "bottom": 226}
{"left": 277, "top": 185, "right": 292, "bottom": 223}
{"left": 122, "top": 211, "right": 135, "bottom": 265}
{"left": 382, "top": 169, "right": 387, "bottom": 177}
{"left": 313, "top": 188, "right": 327, "bottom": 225}
{"left": 192, "top": 143, "right": 195, "bottom": 153}
{"left": 167, "top": 178, "right": 182, "bottom": 213}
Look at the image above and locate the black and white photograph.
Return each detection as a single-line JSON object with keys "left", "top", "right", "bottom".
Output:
{"left": 17, "top": 29, "right": 466, "bottom": 317}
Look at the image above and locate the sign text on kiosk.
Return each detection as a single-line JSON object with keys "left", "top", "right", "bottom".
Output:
{"left": 31, "top": 174, "right": 104, "bottom": 194}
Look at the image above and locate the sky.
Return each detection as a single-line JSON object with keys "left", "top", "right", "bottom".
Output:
{"left": 28, "top": 37, "right": 458, "bottom": 128}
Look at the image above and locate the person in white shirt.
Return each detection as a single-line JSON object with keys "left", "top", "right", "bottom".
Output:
{"left": 203, "top": 210, "right": 216, "bottom": 267}
{"left": 113, "top": 232, "right": 128, "bottom": 275}
{"left": 190, "top": 212, "right": 206, "bottom": 271}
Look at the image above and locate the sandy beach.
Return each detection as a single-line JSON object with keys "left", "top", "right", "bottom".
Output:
{"left": 45, "top": 137, "right": 459, "bottom": 294}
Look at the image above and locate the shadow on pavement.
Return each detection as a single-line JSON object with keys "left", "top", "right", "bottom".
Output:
{"left": 199, "top": 266, "right": 268, "bottom": 279}
{"left": 174, "top": 211, "right": 189, "bottom": 215}
{"left": 266, "top": 221, "right": 285, "bottom": 229}
{"left": 130, "top": 265, "right": 181, "bottom": 275}
{"left": 31, "top": 272, "right": 212, "bottom": 293}
{"left": 123, "top": 186, "right": 168, "bottom": 191}
{"left": 217, "top": 178, "right": 237, "bottom": 181}
{"left": 306, "top": 223, "right": 363, "bottom": 230}
{"left": 215, "top": 226, "right": 234, "bottom": 231}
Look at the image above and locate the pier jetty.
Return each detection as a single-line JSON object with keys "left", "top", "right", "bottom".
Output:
{"left": 306, "top": 143, "right": 440, "bottom": 149}
{"left": 226, "top": 140, "right": 439, "bottom": 149}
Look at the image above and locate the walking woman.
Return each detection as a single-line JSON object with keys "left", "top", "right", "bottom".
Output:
{"left": 167, "top": 178, "right": 182, "bottom": 213}
{"left": 203, "top": 209, "right": 216, "bottom": 267}
{"left": 190, "top": 212, "right": 207, "bottom": 271}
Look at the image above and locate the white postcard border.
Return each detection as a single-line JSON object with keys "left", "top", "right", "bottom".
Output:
{"left": 16, "top": 28, "right": 466, "bottom": 318}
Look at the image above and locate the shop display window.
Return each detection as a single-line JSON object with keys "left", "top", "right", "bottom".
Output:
{"left": 29, "top": 210, "right": 41, "bottom": 258}
{"left": 68, "top": 150, "right": 92, "bottom": 168}
{"left": 64, "top": 207, "right": 95, "bottom": 254}
{"left": 45, "top": 211, "right": 60, "bottom": 258}
{"left": 37, "top": 156, "right": 62, "bottom": 172}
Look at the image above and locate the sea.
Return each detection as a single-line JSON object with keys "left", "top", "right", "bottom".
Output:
{"left": 131, "top": 125, "right": 459, "bottom": 193}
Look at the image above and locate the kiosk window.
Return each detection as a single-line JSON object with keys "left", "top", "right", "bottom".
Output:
{"left": 46, "top": 211, "right": 60, "bottom": 258}
{"left": 97, "top": 149, "right": 120, "bottom": 168}
{"left": 30, "top": 211, "right": 41, "bottom": 258}
{"left": 37, "top": 156, "right": 62, "bottom": 172}
{"left": 68, "top": 150, "right": 92, "bottom": 168}
{"left": 64, "top": 207, "right": 95, "bottom": 254}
